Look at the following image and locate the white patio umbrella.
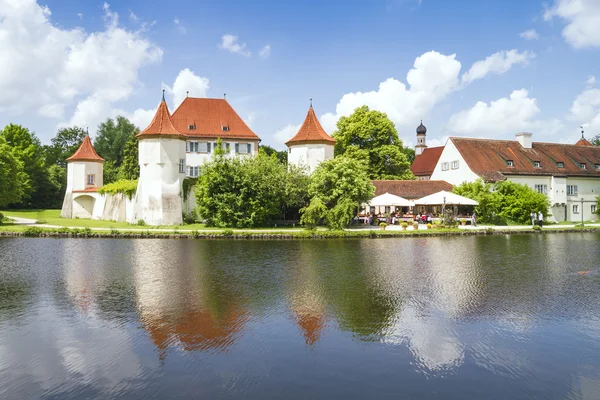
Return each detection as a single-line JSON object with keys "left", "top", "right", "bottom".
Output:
{"left": 369, "top": 192, "right": 415, "bottom": 207}
{"left": 414, "top": 190, "right": 478, "bottom": 206}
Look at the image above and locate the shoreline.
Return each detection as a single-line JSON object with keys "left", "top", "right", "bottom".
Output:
{"left": 1, "top": 226, "right": 599, "bottom": 239}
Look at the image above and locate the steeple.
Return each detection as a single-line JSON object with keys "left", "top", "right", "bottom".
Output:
{"left": 415, "top": 120, "right": 428, "bottom": 156}
{"left": 285, "top": 101, "right": 335, "bottom": 146}
{"left": 136, "top": 92, "right": 185, "bottom": 139}
{"left": 66, "top": 135, "right": 104, "bottom": 162}
{"left": 575, "top": 125, "right": 593, "bottom": 146}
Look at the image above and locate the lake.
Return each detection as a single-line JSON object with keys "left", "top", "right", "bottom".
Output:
{"left": 1, "top": 234, "right": 599, "bottom": 399}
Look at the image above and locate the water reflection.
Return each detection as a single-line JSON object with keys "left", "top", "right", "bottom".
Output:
{"left": 0, "top": 234, "right": 600, "bottom": 399}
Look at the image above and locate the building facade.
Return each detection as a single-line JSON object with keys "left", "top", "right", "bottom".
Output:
{"left": 428, "top": 133, "right": 600, "bottom": 222}
{"left": 410, "top": 121, "right": 443, "bottom": 180}
{"left": 286, "top": 100, "right": 335, "bottom": 173}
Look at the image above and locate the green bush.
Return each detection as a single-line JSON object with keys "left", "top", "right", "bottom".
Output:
{"left": 222, "top": 228, "right": 234, "bottom": 236}
{"left": 23, "top": 227, "right": 43, "bottom": 236}
{"left": 182, "top": 209, "right": 198, "bottom": 224}
{"left": 136, "top": 219, "right": 146, "bottom": 226}
{"left": 0, "top": 212, "right": 4, "bottom": 224}
{"left": 98, "top": 179, "right": 138, "bottom": 199}
{"left": 379, "top": 222, "right": 387, "bottom": 228}
{"left": 532, "top": 225, "right": 542, "bottom": 231}
{"left": 401, "top": 222, "right": 408, "bottom": 229}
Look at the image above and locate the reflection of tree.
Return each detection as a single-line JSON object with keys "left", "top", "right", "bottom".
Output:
{"left": 0, "top": 279, "right": 32, "bottom": 322}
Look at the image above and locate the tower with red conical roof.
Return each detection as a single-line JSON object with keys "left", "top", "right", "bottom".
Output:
{"left": 132, "top": 90, "right": 187, "bottom": 225}
{"left": 60, "top": 135, "right": 105, "bottom": 219}
{"left": 285, "top": 99, "right": 335, "bottom": 173}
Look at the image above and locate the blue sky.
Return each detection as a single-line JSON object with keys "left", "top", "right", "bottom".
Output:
{"left": 1, "top": 0, "right": 599, "bottom": 149}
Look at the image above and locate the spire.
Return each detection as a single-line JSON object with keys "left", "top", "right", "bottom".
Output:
{"left": 137, "top": 98, "right": 185, "bottom": 139}
{"left": 186, "top": 91, "right": 189, "bottom": 98}
{"left": 310, "top": 97, "right": 313, "bottom": 108}
{"left": 162, "top": 89, "right": 165, "bottom": 102}
{"left": 581, "top": 125, "right": 585, "bottom": 139}
{"left": 66, "top": 135, "right": 104, "bottom": 163}
{"left": 285, "top": 105, "right": 335, "bottom": 146}
{"left": 224, "top": 93, "right": 227, "bottom": 99}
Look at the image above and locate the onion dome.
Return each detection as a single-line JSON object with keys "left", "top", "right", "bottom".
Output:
{"left": 416, "top": 120, "right": 427, "bottom": 135}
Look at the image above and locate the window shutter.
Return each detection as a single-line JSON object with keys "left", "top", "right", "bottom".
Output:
{"left": 207, "top": 142, "right": 211, "bottom": 153}
{"left": 247, "top": 143, "right": 251, "bottom": 154}
{"left": 235, "top": 143, "right": 239, "bottom": 153}
{"left": 186, "top": 142, "right": 190, "bottom": 152}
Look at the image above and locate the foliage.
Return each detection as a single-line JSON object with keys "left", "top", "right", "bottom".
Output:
{"left": 300, "top": 197, "right": 327, "bottom": 229}
{"left": 332, "top": 106, "right": 415, "bottom": 180}
{"left": 453, "top": 179, "right": 550, "bottom": 225}
{"left": 532, "top": 225, "right": 542, "bottom": 231}
{"left": 118, "top": 132, "right": 140, "bottom": 180}
{"left": 45, "top": 126, "right": 87, "bottom": 167}
{"left": 98, "top": 179, "right": 138, "bottom": 199}
{"left": 0, "top": 136, "right": 28, "bottom": 208}
{"left": 592, "top": 134, "right": 600, "bottom": 146}
{"left": 94, "top": 116, "right": 138, "bottom": 167}
{"left": 283, "top": 164, "right": 310, "bottom": 218}
{"left": 379, "top": 222, "right": 387, "bottom": 227}
{"left": 596, "top": 196, "right": 600, "bottom": 216}
{"left": 102, "top": 160, "right": 119, "bottom": 185}
{"left": 195, "top": 151, "right": 295, "bottom": 228}
{"left": 303, "top": 156, "right": 375, "bottom": 229}
{"left": 259, "top": 145, "right": 288, "bottom": 164}
{"left": 182, "top": 209, "right": 198, "bottom": 224}
{"left": 183, "top": 178, "right": 198, "bottom": 202}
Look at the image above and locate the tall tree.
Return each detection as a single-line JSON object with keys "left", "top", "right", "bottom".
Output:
{"left": 592, "top": 134, "right": 600, "bottom": 146}
{"left": 259, "top": 145, "right": 288, "bottom": 164}
{"left": 0, "top": 124, "right": 50, "bottom": 207}
{"left": 301, "top": 156, "right": 375, "bottom": 230}
{"left": 332, "top": 106, "right": 415, "bottom": 180}
{"left": 94, "top": 116, "right": 138, "bottom": 167}
{"left": 45, "top": 127, "right": 87, "bottom": 167}
{"left": 0, "top": 136, "right": 27, "bottom": 207}
{"left": 118, "top": 133, "right": 140, "bottom": 180}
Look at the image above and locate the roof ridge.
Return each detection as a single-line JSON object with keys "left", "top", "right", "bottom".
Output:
{"left": 286, "top": 106, "right": 335, "bottom": 145}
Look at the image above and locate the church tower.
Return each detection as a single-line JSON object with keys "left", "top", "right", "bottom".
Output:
{"left": 415, "top": 121, "right": 427, "bottom": 156}
{"left": 285, "top": 99, "right": 335, "bottom": 173}
{"left": 132, "top": 91, "right": 187, "bottom": 225}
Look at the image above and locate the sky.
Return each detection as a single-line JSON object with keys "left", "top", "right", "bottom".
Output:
{"left": 1, "top": 0, "right": 600, "bottom": 150}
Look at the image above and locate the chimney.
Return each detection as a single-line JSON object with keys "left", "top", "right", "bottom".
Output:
{"left": 516, "top": 132, "right": 532, "bottom": 149}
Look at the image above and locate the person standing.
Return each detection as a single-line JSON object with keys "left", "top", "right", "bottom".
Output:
{"left": 472, "top": 212, "right": 477, "bottom": 227}
{"left": 530, "top": 211, "right": 536, "bottom": 227}
{"left": 538, "top": 211, "right": 544, "bottom": 227}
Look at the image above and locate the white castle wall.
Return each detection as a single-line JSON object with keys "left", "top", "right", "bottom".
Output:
{"left": 288, "top": 143, "right": 334, "bottom": 173}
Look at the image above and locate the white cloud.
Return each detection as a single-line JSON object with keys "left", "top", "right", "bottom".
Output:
{"left": 219, "top": 34, "right": 251, "bottom": 57}
{"left": 519, "top": 29, "right": 540, "bottom": 40}
{"left": 77, "top": 12, "right": 83, "bottom": 19}
{"left": 273, "top": 124, "right": 301, "bottom": 147}
{"left": 586, "top": 75, "right": 596, "bottom": 87}
{"left": 447, "top": 89, "right": 550, "bottom": 135}
{"left": 544, "top": 0, "right": 600, "bottom": 48}
{"left": 174, "top": 17, "right": 186, "bottom": 34}
{"left": 129, "top": 10, "right": 138, "bottom": 22}
{"left": 0, "top": 0, "right": 162, "bottom": 135}
{"left": 164, "top": 68, "right": 210, "bottom": 109}
{"left": 259, "top": 45, "right": 271, "bottom": 59}
{"left": 461, "top": 50, "right": 535, "bottom": 85}
{"left": 567, "top": 88, "right": 600, "bottom": 137}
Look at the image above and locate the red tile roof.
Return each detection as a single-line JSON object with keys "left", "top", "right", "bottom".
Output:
{"left": 410, "top": 146, "right": 444, "bottom": 176}
{"left": 286, "top": 106, "right": 335, "bottom": 146}
{"left": 66, "top": 136, "right": 104, "bottom": 163}
{"left": 372, "top": 180, "right": 453, "bottom": 199}
{"left": 451, "top": 137, "right": 600, "bottom": 182}
{"left": 171, "top": 97, "right": 259, "bottom": 140}
{"left": 576, "top": 137, "right": 593, "bottom": 146}
{"left": 137, "top": 100, "right": 185, "bottom": 139}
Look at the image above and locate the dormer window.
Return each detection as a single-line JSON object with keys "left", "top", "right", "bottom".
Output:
{"left": 595, "top": 164, "right": 600, "bottom": 170}
{"left": 507, "top": 160, "right": 514, "bottom": 167}
{"left": 188, "top": 124, "right": 196, "bottom": 130}
{"left": 557, "top": 162, "right": 564, "bottom": 168}
{"left": 580, "top": 163, "right": 587, "bottom": 170}
{"left": 222, "top": 126, "right": 230, "bottom": 132}
{"left": 534, "top": 161, "right": 541, "bottom": 168}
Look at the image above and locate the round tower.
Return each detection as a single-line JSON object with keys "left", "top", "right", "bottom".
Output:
{"left": 415, "top": 120, "right": 427, "bottom": 156}
{"left": 285, "top": 98, "right": 335, "bottom": 173}
{"left": 133, "top": 91, "right": 187, "bottom": 225}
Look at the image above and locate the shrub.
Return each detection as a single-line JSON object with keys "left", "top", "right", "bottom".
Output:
{"left": 136, "top": 219, "right": 146, "bottom": 226}
{"left": 222, "top": 228, "right": 234, "bottom": 236}
{"left": 23, "top": 227, "right": 43, "bottom": 236}
{"left": 401, "top": 222, "right": 408, "bottom": 230}
{"left": 408, "top": 218, "right": 414, "bottom": 224}
{"left": 98, "top": 179, "right": 138, "bottom": 199}
{"left": 0, "top": 212, "right": 4, "bottom": 224}
{"left": 460, "top": 218, "right": 466, "bottom": 225}
{"left": 83, "top": 227, "right": 92, "bottom": 236}
{"left": 379, "top": 222, "right": 387, "bottom": 229}
{"left": 413, "top": 222, "right": 418, "bottom": 228}
{"left": 486, "top": 227, "right": 494, "bottom": 233}
{"left": 532, "top": 225, "right": 542, "bottom": 231}
{"left": 182, "top": 209, "right": 198, "bottom": 224}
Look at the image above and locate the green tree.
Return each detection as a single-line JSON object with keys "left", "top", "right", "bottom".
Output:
{"left": 592, "top": 134, "right": 600, "bottom": 146}
{"left": 194, "top": 151, "right": 289, "bottom": 227}
{"left": 117, "top": 133, "right": 139, "bottom": 180}
{"left": 0, "top": 136, "right": 27, "bottom": 207}
{"left": 332, "top": 106, "right": 415, "bottom": 180}
{"left": 45, "top": 127, "right": 87, "bottom": 167}
{"left": 94, "top": 116, "right": 138, "bottom": 167}
{"left": 302, "top": 156, "right": 375, "bottom": 230}
{"left": 103, "top": 160, "right": 119, "bottom": 185}
{"left": 259, "top": 145, "right": 288, "bottom": 164}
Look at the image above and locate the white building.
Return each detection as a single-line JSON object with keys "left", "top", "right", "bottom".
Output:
{"left": 427, "top": 133, "right": 600, "bottom": 222}
{"left": 286, "top": 100, "right": 335, "bottom": 173}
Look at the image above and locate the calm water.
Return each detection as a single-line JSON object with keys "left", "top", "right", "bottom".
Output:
{"left": 1, "top": 234, "right": 600, "bottom": 399}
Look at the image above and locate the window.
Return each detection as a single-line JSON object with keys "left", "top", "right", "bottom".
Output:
{"left": 534, "top": 161, "right": 541, "bottom": 168}
{"left": 87, "top": 174, "right": 95, "bottom": 186}
{"left": 451, "top": 160, "right": 459, "bottom": 170}
{"left": 580, "top": 163, "right": 587, "bottom": 170}
{"left": 222, "top": 126, "right": 230, "bottom": 132}
{"left": 179, "top": 159, "right": 185, "bottom": 173}
{"left": 557, "top": 162, "right": 564, "bottom": 168}
{"left": 573, "top": 204, "right": 579, "bottom": 214}
{"left": 592, "top": 205, "right": 597, "bottom": 214}
{"left": 187, "top": 141, "right": 199, "bottom": 153}
{"left": 188, "top": 124, "right": 195, "bottom": 130}
{"left": 595, "top": 164, "right": 600, "bottom": 170}
{"left": 534, "top": 184, "right": 548, "bottom": 195}
{"left": 507, "top": 160, "right": 514, "bottom": 167}
{"left": 235, "top": 143, "right": 252, "bottom": 154}
{"left": 197, "top": 142, "right": 211, "bottom": 153}
{"left": 567, "top": 185, "right": 578, "bottom": 196}
{"left": 186, "top": 166, "right": 200, "bottom": 178}
{"left": 441, "top": 162, "right": 449, "bottom": 171}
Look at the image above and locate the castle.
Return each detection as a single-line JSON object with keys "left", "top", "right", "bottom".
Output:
{"left": 61, "top": 94, "right": 335, "bottom": 225}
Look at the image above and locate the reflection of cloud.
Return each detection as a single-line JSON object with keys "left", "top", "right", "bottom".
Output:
{"left": 385, "top": 302, "right": 463, "bottom": 372}
{"left": 0, "top": 303, "right": 142, "bottom": 398}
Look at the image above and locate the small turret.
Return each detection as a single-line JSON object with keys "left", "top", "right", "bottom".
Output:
{"left": 415, "top": 120, "right": 427, "bottom": 156}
